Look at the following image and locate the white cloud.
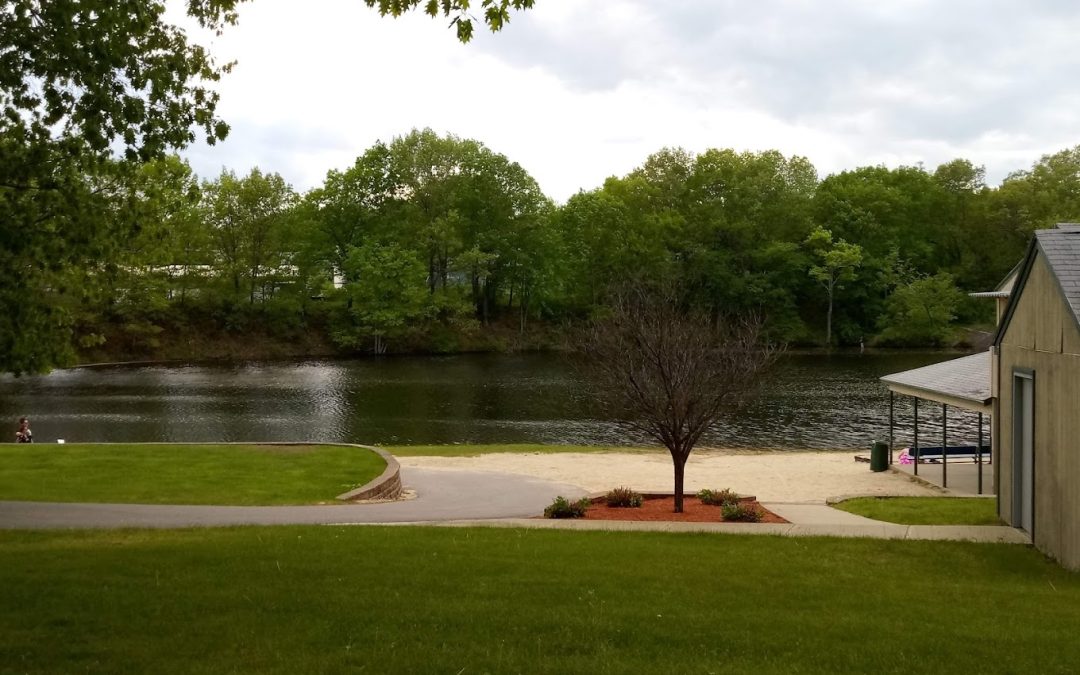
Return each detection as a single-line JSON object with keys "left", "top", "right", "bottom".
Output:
{"left": 175, "top": 0, "right": 1080, "bottom": 200}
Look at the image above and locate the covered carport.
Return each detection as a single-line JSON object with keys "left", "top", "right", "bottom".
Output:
{"left": 880, "top": 352, "right": 992, "bottom": 494}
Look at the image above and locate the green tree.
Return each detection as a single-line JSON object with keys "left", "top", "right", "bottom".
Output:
{"left": 201, "top": 169, "right": 297, "bottom": 306}
{"left": 334, "top": 242, "right": 431, "bottom": 354}
{"left": 681, "top": 148, "right": 817, "bottom": 336}
{"left": 93, "top": 157, "right": 210, "bottom": 354}
{"left": 0, "top": 0, "right": 237, "bottom": 374}
{"left": 878, "top": 273, "right": 965, "bottom": 346}
{"left": 379, "top": 129, "right": 551, "bottom": 323}
{"left": 363, "top": 0, "right": 535, "bottom": 41}
{"left": 806, "top": 226, "right": 863, "bottom": 347}
{"left": 304, "top": 142, "right": 398, "bottom": 281}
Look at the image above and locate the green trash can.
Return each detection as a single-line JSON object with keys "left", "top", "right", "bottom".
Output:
{"left": 870, "top": 440, "right": 888, "bottom": 472}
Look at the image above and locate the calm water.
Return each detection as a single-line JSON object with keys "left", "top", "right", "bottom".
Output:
{"left": 0, "top": 352, "right": 986, "bottom": 449}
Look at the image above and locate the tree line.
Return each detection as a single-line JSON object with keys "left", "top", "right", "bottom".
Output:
{"left": 6, "top": 0, "right": 1076, "bottom": 375}
{"left": 53, "top": 130, "right": 1080, "bottom": 366}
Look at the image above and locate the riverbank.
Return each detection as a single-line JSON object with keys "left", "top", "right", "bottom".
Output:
{"left": 397, "top": 449, "right": 941, "bottom": 502}
{"left": 71, "top": 312, "right": 985, "bottom": 369}
{"left": 73, "top": 315, "right": 567, "bottom": 367}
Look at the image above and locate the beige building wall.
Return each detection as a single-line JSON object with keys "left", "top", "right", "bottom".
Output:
{"left": 996, "top": 253, "right": 1080, "bottom": 569}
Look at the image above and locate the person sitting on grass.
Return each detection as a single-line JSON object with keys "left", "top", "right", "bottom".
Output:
{"left": 15, "top": 416, "right": 32, "bottom": 443}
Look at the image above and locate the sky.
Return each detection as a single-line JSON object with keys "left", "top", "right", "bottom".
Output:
{"left": 175, "top": 0, "right": 1080, "bottom": 202}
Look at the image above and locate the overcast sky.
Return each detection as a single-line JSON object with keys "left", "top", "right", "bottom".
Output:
{"left": 174, "top": 0, "right": 1080, "bottom": 202}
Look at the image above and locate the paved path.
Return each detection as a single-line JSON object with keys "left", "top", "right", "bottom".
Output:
{"left": 0, "top": 467, "right": 1030, "bottom": 544}
{"left": 0, "top": 468, "right": 587, "bottom": 529}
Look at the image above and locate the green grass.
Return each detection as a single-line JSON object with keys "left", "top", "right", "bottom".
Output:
{"left": 386, "top": 443, "right": 652, "bottom": 457}
{"left": 0, "top": 527, "right": 1076, "bottom": 674}
{"left": 0, "top": 444, "right": 385, "bottom": 505}
{"left": 833, "top": 496, "right": 1002, "bottom": 525}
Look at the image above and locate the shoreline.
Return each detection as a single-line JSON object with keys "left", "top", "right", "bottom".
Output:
{"left": 67, "top": 345, "right": 975, "bottom": 371}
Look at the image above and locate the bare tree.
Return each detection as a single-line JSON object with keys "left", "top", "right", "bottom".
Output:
{"left": 582, "top": 286, "right": 779, "bottom": 512}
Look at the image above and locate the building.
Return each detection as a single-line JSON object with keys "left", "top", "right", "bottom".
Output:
{"left": 992, "top": 224, "right": 1080, "bottom": 568}
{"left": 880, "top": 223, "right": 1080, "bottom": 569}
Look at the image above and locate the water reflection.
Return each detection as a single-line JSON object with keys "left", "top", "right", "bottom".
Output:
{"left": 0, "top": 352, "right": 986, "bottom": 449}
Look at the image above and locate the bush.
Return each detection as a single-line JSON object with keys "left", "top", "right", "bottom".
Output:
{"left": 544, "top": 496, "right": 591, "bottom": 519}
{"left": 605, "top": 486, "right": 643, "bottom": 508}
{"left": 698, "top": 488, "right": 740, "bottom": 506}
{"left": 721, "top": 501, "right": 763, "bottom": 522}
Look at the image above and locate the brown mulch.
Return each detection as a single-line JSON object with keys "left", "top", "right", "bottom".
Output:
{"left": 583, "top": 496, "right": 788, "bottom": 523}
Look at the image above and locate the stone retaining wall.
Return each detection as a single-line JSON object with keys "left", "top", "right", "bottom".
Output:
{"left": 335, "top": 445, "right": 403, "bottom": 501}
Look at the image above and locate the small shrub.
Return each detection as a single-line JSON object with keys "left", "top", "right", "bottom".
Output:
{"left": 698, "top": 488, "right": 740, "bottom": 506}
{"left": 544, "top": 496, "right": 591, "bottom": 519}
{"left": 605, "top": 486, "right": 643, "bottom": 508}
{"left": 722, "top": 501, "right": 763, "bottom": 523}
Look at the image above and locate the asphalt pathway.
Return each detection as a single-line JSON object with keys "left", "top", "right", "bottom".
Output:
{"left": 0, "top": 468, "right": 588, "bottom": 529}
{"left": 0, "top": 467, "right": 1031, "bottom": 544}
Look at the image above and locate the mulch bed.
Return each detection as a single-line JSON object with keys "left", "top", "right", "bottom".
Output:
{"left": 583, "top": 495, "right": 788, "bottom": 523}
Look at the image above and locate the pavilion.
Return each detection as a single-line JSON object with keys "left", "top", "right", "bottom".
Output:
{"left": 880, "top": 351, "right": 992, "bottom": 494}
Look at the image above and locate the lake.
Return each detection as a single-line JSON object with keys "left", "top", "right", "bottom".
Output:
{"left": 0, "top": 352, "right": 985, "bottom": 449}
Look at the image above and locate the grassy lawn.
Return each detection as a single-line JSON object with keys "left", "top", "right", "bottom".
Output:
{"left": 0, "top": 527, "right": 1076, "bottom": 674}
{"left": 0, "top": 444, "right": 385, "bottom": 505}
{"left": 833, "top": 496, "right": 1002, "bottom": 525}
{"left": 387, "top": 443, "right": 652, "bottom": 457}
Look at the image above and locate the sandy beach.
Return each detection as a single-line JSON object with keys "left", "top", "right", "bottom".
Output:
{"left": 397, "top": 449, "right": 940, "bottom": 503}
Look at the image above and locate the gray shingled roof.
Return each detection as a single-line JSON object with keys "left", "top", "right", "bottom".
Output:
{"left": 1036, "top": 226, "right": 1080, "bottom": 328}
{"left": 880, "top": 352, "right": 990, "bottom": 405}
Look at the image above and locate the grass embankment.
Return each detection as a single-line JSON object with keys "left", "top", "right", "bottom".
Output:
{"left": 1, "top": 527, "right": 1077, "bottom": 673}
{"left": 833, "top": 496, "right": 1001, "bottom": 525}
{"left": 0, "top": 444, "right": 385, "bottom": 505}
{"left": 386, "top": 443, "right": 650, "bottom": 457}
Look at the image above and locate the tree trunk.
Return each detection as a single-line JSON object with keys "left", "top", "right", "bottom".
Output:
{"left": 825, "top": 279, "right": 834, "bottom": 347}
{"left": 673, "top": 453, "right": 687, "bottom": 513}
{"left": 471, "top": 271, "right": 482, "bottom": 317}
{"left": 481, "top": 280, "right": 490, "bottom": 324}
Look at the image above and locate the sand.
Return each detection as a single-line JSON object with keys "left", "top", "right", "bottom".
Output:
{"left": 397, "top": 450, "right": 940, "bottom": 503}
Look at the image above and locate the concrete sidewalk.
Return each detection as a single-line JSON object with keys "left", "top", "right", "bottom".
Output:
{"left": 355, "top": 499, "right": 1030, "bottom": 544}
{"left": 387, "top": 514, "right": 1030, "bottom": 544}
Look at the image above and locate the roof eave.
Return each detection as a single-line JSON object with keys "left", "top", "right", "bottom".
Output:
{"left": 992, "top": 237, "right": 1040, "bottom": 348}
{"left": 880, "top": 381, "right": 992, "bottom": 413}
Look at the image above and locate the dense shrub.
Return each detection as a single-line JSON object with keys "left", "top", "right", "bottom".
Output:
{"left": 698, "top": 488, "right": 740, "bottom": 506}
{"left": 604, "top": 486, "right": 643, "bottom": 508}
{"left": 544, "top": 496, "right": 591, "bottom": 519}
{"left": 721, "top": 501, "right": 763, "bottom": 522}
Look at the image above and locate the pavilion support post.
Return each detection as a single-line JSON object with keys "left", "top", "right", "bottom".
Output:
{"left": 977, "top": 412, "right": 984, "bottom": 495}
{"left": 913, "top": 398, "right": 919, "bottom": 476}
{"left": 941, "top": 403, "right": 948, "bottom": 489}
{"left": 888, "top": 391, "right": 894, "bottom": 465}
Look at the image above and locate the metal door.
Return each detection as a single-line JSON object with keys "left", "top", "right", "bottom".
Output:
{"left": 1013, "top": 372, "right": 1034, "bottom": 534}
